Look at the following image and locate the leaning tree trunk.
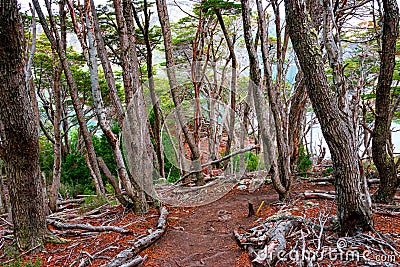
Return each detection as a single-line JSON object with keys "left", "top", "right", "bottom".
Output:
{"left": 372, "top": 0, "right": 399, "bottom": 204}
{"left": 215, "top": 8, "right": 237, "bottom": 166}
{"left": 288, "top": 74, "right": 308, "bottom": 172}
{"left": 0, "top": 0, "right": 47, "bottom": 250}
{"left": 156, "top": 0, "right": 204, "bottom": 185}
{"left": 241, "top": 0, "right": 288, "bottom": 200}
{"left": 49, "top": 0, "right": 66, "bottom": 213}
{"left": 84, "top": 1, "right": 148, "bottom": 213}
{"left": 256, "top": 0, "right": 291, "bottom": 195}
{"left": 284, "top": 0, "right": 373, "bottom": 235}
{"left": 132, "top": 1, "right": 165, "bottom": 178}
{"left": 33, "top": 0, "right": 105, "bottom": 195}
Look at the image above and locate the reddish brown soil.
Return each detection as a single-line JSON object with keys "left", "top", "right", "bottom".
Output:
{"left": 1, "top": 179, "right": 400, "bottom": 267}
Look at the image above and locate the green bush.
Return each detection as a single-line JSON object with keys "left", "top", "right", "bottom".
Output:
{"left": 297, "top": 145, "right": 312, "bottom": 176}
{"left": 244, "top": 152, "right": 259, "bottom": 172}
{"left": 80, "top": 195, "right": 108, "bottom": 213}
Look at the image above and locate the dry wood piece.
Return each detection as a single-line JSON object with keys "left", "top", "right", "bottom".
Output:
{"left": 303, "top": 191, "right": 335, "bottom": 200}
{"left": 57, "top": 198, "right": 85, "bottom": 205}
{"left": 234, "top": 217, "right": 300, "bottom": 266}
{"left": 101, "top": 207, "right": 168, "bottom": 267}
{"left": 47, "top": 219, "right": 131, "bottom": 234}
{"left": 308, "top": 176, "right": 334, "bottom": 183}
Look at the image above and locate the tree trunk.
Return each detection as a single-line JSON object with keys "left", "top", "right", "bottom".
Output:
{"left": 288, "top": 74, "right": 308, "bottom": 172}
{"left": 132, "top": 1, "right": 165, "bottom": 178}
{"left": 33, "top": 0, "right": 105, "bottom": 196}
{"left": 83, "top": 1, "right": 148, "bottom": 212}
{"left": 284, "top": 0, "right": 373, "bottom": 235}
{"left": 156, "top": 0, "right": 204, "bottom": 185}
{"left": 215, "top": 9, "right": 237, "bottom": 166}
{"left": 0, "top": 0, "right": 47, "bottom": 249}
{"left": 88, "top": 0, "right": 125, "bottom": 125}
{"left": 241, "top": 0, "right": 287, "bottom": 200}
{"left": 372, "top": 0, "right": 399, "bottom": 204}
{"left": 0, "top": 159, "right": 9, "bottom": 214}
{"left": 49, "top": 59, "right": 63, "bottom": 213}
{"left": 256, "top": 0, "right": 291, "bottom": 196}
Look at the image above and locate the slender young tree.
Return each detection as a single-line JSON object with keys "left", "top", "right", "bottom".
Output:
{"left": 241, "top": 0, "right": 285, "bottom": 199}
{"left": 0, "top": 0, "right": 47, "bottom": 250}
{"left": 33, "top": 0, "right": 106, "bottom": 195}
{"left": 156, "top": 0, "right": 204, "bottom": 185}
{"left": 372, "top": 0, "right": 399, "bottom": 204}
{"left": 284, "top": 0, "right": 374, "bottom": 234}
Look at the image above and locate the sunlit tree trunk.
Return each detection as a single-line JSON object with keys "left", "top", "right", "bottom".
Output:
{"left": 133, "top": 1, "right": 165, "bottom": 178}
{"left": 241, "top": 0, "right": 286, "bottom": 199}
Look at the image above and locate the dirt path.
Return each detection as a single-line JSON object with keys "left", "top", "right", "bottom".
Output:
{"left": 143, "top": 186, "right": 278, "bottom": 266}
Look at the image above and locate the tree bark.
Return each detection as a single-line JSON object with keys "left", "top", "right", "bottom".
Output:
{"left": 256, "top": 0, "right": 291, "bottom": 197}
{"left": 82, "top": 0, "right": 148, "bottom": 212}
{"left": 288, "top": 74, "right": 308, "bottom": 172}
{"left": 0, "top": 0, "right": 47, "bottom": 249}
{"left": 372, "top": 0, "right": 399, "bottom": 204}
{"left": 33, "top": 0, "right": 105, "bottom": 195}
{"left": 240, "top": 0, "right": 287, "bottom": 199}
{"left": 215, "top": 9, "right": 237, "bottom": 166}
{"left": 156, "top": 0, "right": 204, "bottom": 185}
{"left": 132, "top": 1, "right": 165, "bottom": 178}
{"left": 284, "top": 0, "right": 373, "bottom": 235}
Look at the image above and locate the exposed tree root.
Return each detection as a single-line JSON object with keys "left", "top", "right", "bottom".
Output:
{"left": 47, "top": 219, "right": 131, "bottom": 234}
{"left": 100, "top": 207, "right": 168, "bottom": 267}
{"left": 234, "top": 209, "right": 400, "bottom": 266}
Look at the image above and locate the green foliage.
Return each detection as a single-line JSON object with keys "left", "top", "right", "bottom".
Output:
{"left": 39, "top": 136, "right": 54, "bottom": 184}
{"left": 229, "top": 151, "right": 263, "bottom": 172}
{"left": 197, "top": 0, "right": 241, "bottom": 16}
{"left": 61, "top": 153, "right": 94, "bottom": 198}
{"left": 244, "top": 152, "right": 259, "bottom": 172}
{"left": 161, "top": 133, "right": 181, "bottom": 182}
{"left": 80, "top": 195, "right": 108, "bottom": 213}
{"left": 322, "top": 166, "right": 333, "bottom": 177}
{"left": 3, "top": 245, "right": 41, "bottom": 267}
{"left": 297, "top": 145, "right": 312, "bottom": 175}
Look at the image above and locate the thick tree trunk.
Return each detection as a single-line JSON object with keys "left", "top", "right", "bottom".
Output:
{"left": 156, "top": 0, "right": 204, "bottom": 185}
{"left": 241, "top": 0, "right": 287, "bottom": 200}
{"left": 372, "top": 0, "right": 399, "bottom": 204}
{"left": 284, "top": 0, "right": 373, "bottom": 235}
{"left": 0, "top": 0, "right": 47, "bottom": 249}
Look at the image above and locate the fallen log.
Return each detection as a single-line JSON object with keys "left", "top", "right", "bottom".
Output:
{"left": 57, "top": 198, "right": 85, "bottom": 205}
{"left": 309, "top": 177, "right": 381, "bottom": 185}
{"left": 308, "top": 176, "right": 334, "bottom": 183}
{"left": 175, "top": 145, "right": 259, "bottom": 184}
{"left": 234, "top": 218, "right": 300, "bottom": 266}
{"left": 303, "top": 191, "right": 335, "bottom": 200}
{"left": 47, "top": 219, "right": 131, "bottom": 234}
{"left": 101, "top": 207, "right": 168, "bottom": 267}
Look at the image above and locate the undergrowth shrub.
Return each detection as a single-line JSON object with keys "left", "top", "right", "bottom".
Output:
{"left": 297, "top": 145, "right": 312, "bottom": 176}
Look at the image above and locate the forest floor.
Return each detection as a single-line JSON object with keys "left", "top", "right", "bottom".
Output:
{"left": 1, "top": 175, "right": 400, "bottom": 266}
